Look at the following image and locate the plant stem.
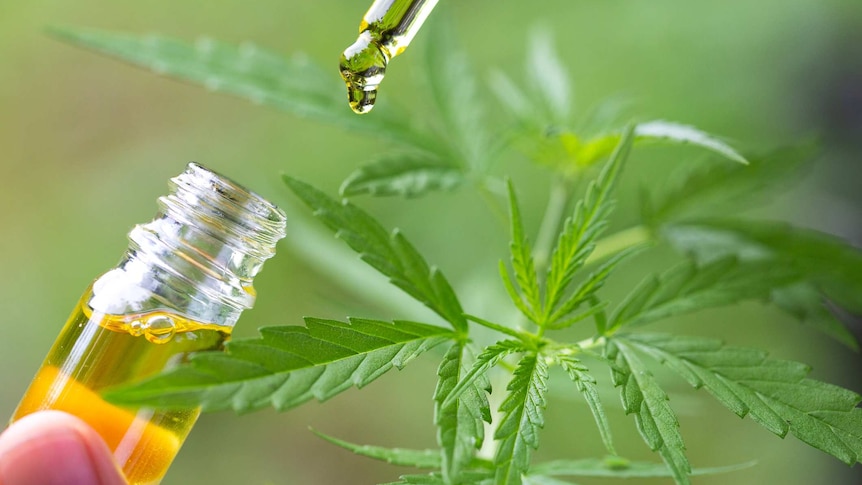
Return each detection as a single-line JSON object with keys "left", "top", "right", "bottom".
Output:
{"left": 585, "top": 224, "right": 653, "bottom": 265}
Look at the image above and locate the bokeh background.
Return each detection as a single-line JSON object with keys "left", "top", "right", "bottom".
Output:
{"left": 2, "top": 0, "right": 862, "bottom": 483}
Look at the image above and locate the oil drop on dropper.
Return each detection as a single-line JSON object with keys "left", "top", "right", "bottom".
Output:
{"left": 11, "top": 163, "right": 287, "bottom": 485}
{"left": 339, "top": 0, "right": 439, "bottom": 114}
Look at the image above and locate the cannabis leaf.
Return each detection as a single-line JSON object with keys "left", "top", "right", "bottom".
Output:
{"left": 284, "top": 176, "right": 468, "bottom": 333}
{"left": 541, "top": 125, "right": 635, "bottom": 325}
{"left": 49, "top": 28, "right": 434, "bottom": 150}
{"left": 442, "top": 340, "right": 525, "bottom": 409}
{"left": 488, "top": 69, "right": 536, "bottom": 126}
{"left": 623, "top": 333, "right": 862, "bottom": 465}
{"left": 643, "top": 144, "right": 816, "bottom": 224}
{"left": 489, "top": 30, "right": 746, "bottom": 170}
{"left": 503, "top": 180, "right": 543, "bottom": 321}
{"left": 104, "top": 318, "right": 452, "bottom": 412}
{"left": 770, "top": 282, "right": 857, "bottom": 350}
{"left": 529, "top": 457, "right": 756, "bottom": 478}
{"left": 525, "top": 28, "right": 571, "bottom": 125}
{"left": 383, "top": 474, "right": 449, "bottom": 485}
{"left": 423, "top": 19, "right": 492, "bottom": 173}
{"left": 340, "top": 153, "right": 463, "bottom": 198}
{"left": 312, "top": 429, "right": 443, "bottom": 469}
{"left": 434, "top": 343, "right": 491, "bottom": 483}
{"left": 607, "top": 340, "right": 691, "bottom": 485}
{"left": 547, "top": 245, "right": 645, "bottom": 330}
{"left": 383, "top": 471, "right": 493, "bottom": 485}
{"left": 521, "top": 476, "right": 572, "bottom": 485}
{"left": 495, "top": 354, "right": 550, "bottom": 485}
{"left": 662, "top": 219, "right": 862, "bottom": 347}
{"left": 313, "top": 430, "right": 753, "bottom": 482}
{"left": 634, "top": 121, "right": 748, "bottom": 164}
{"left": 561, "top": 121, "right": 749, "bottom": 169}
{"left": 662, "top": 219, "right": 862, "bottom": 313}
{"left": 489, "top": 28, "right": 571, "bottom": 128}
{"left": 555, "top": 355, "right": 615, "bottom": 454}
{"left": 607, "top": 256, "right": 801, "bottom": 332}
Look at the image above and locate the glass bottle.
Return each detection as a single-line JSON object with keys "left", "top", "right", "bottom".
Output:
{"left": 11, "top": 163, "right": 287, "bottom": 485}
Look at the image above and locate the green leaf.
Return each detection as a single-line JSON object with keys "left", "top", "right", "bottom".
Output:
{"left": 525, "top": 28, "right": 571, "bottom": 124}
{"left": 549, "top": 302, "right": 610, "bottom": 333}
{"left": 662, "top": 219, "right": 862, "bottom": 315}
{"left": 384, "top": 474, "right": 447, "bottom": 485}
{"left": 635, "top": 120, "right": 748, "bottom": 165}
{"left": 770, "top": 283, "right": 858, "bottom": 350}
{"left": 538, "top": 121, "right": 748, "bottom": 167}
{"left": 442, "top": 340, "right": 525, "bottom": 409}
{"left": 589, "top": 297, "right": 610, "bottom": 335}
{"left": 494, "top": 354, "right": 550, "bottom": 485}
{"left": 340, "top": 153, "right": 464, "bottom": 198}
{"left": 501, "top": 261, "right": 541, "bottom": 322}
{"left": 103, "top": 318, "right": 452, "bottom": 412}
{"left": 311, "top": 429, "right": 441, "bottom": 468}
{"left": 547, "top": 244, "right": 645, "bottom": 329}
{"left": 486, "top": 28, "right": 571, "bottom": 129}
{"left": 383, "top": 471, "right": 494, "bottom": 485}
{"left": 608, "top": 256, "right": 800, "bottom": 332}
{"left": 607, "top": 340, "right": 691, "bottom": 485}
{"left": 49, "top": 28, "right": 433, "bottom": 150}
{"left": 550, "top": 120, "right": 748, "bottom": 170}
{"left": 464, "top": 314, "right": 530, "bottom": 341}
{"left": 543, "top": 125, "right": 636, "bottom": 322}
{"left": 488, "top": 69, "right": 535, "bottom": 124}
{"left": 522, "top": 476, "right": 574, "bottom": 485}
{"left": 529, "top": 457, "right": 756, "bottom": 478}
{"left": 284, "top": 176, "right": 468, "bottom": 333}
{"left": 555, "top": 355, "right": 616, "bottom": 454}
{"left": 434, "top": 342, "right": 492, "bottom": 484}
{"left": 644, "top": 144, "right": 816, "bottom": 224}
{"left": 624, "top": 333, "right": 862, "bottom": 465}
{"left": 505, "top": 180, "right": 542, "bottom": 321}
{"left": 566, "top": 133, "right": 622, "bottom": 168}
{"left": 424, "top": 19, "right": 491, "bottom": 172}
{"left": 578, "top": 96, "right": 633, "bottom": 137}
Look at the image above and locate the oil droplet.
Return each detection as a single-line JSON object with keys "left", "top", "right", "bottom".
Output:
{"left": 143, "top": 315, "right": 176, "bottom": 344}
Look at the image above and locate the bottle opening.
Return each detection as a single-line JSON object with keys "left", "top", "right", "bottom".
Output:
{"left": 92, "top": 163, "right": 287, "bottom": 327}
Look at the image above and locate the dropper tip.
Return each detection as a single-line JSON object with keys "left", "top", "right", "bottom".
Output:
{"left": 339, "top": 32, "right": 388, "bottom": 114}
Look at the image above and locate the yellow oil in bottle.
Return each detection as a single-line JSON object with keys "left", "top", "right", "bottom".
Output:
{"left": 340, "top": 0, "right": 439, "bottom": 113}
{"left": 13, "top": 291, "right": 231, "bottom": 485}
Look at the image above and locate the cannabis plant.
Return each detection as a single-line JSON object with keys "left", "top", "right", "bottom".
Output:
{"left": 51, "top": 17, "right": 862, "bottom": 485}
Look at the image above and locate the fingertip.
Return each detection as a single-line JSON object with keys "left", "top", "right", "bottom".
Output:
{"left": 0, "top": 411, "right": 126, "bottom": 485}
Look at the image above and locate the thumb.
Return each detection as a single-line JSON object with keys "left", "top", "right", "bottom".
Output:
{"left": 0, "top": 410, "right": 126, "bottom": 485}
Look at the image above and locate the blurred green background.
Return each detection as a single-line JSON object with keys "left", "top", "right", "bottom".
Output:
{"left": 2, "top": 0, "right": 862, "bottom": 483}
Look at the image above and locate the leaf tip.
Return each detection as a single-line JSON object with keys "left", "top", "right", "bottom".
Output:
{"left": 44, "top": 25, "right": 73, "bottom": 40}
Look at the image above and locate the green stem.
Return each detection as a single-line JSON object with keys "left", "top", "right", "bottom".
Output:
{"left": 546, "top": 336, "right": 607, "bottom": 356}
{"left": 585, "top": 224, "right": 653, "bottom": 266}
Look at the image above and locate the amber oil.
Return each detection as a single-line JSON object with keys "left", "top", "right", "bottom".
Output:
{"left": 15, "top": 292, "right": 230, "bottom": 484}
{"left": 11, "top": 163, "right": 287, "bottom": 485}
{"left": 340, "top": 0, "right": 439, "bottom": 113}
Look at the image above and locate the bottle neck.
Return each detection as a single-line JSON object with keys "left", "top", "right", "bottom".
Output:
{"left": 88, "top": 163, "right": 286, "bottom": 327}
